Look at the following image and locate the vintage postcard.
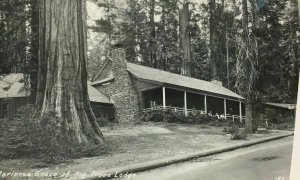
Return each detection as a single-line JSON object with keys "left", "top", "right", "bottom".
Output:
{"left": 0, "top": 0, "right": 299, "bottom": 179}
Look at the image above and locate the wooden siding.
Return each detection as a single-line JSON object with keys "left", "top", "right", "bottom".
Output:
{"left": 0, "top": 97, "right": 29, "bottom": 119}
{"left": 90, "top": 102, "right": 115, "bottom": 120}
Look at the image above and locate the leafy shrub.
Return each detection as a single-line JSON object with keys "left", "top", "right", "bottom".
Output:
{"left": 141, "top": 108, "right": 165, "bottom": 122}
{"left": 260, "top": 115, "right": 295, "bottom": 130}
{"left": 223, "top": 121, "right": 247, "bottom": 140}
{"left": 268, "top": 122, "right": 295, "bottom": 131}
{"left": 223, "top": 124, "right": 239, "bottom": 134}
{"left": 0, "top": 105, "right": 38, "bottom": 158}
{"left": 229, "top": 129, "right": 247, "bottom": 140}
{"left": 186, "top": 111, "right": 216, "bottom": 124}
{"left": 164, "top": 109, "right": 187, "bottom": 123}
{"left": 141, "top": 108, "right": 217, "bottom": 124}
{"left": 38, "top": 112, "right": 75, "bottom": 163}
{"left": 0, "top": 105, "right": 107, "bottom": 163}
{"left": 141, "top": 108, "right": 247, "bottom": 133}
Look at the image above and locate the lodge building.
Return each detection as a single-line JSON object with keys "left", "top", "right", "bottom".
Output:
{"left": 91, "top": 48, "right": 246, "bottom": 122}
{"left": 0, "top": 74, "right": 114, "bottom": 120}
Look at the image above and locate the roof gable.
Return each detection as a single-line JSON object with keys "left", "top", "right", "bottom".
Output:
{"left": 88, "top": 82, "right": 112, "bottom": 104}
{"left": 126, "top": 62, "right": 244, "bottom": 100}
{"left": 92, "top": 59, "right": 114, "bottom": 83}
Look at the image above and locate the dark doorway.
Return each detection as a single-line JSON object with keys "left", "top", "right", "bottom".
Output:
{"left": 207, "top": 96, "right": 224, "bottom": 115}
{"left": 226, "top": 100, "right": 239, "bottom": 116}
{"left": 165, "top": 88, "right": 184, "bottom": 108}
{"left": 143, "top": 88, "right": 163, "bottom": 108}
{"left": 187, "top": 92, "right": 204, "bottom": 110}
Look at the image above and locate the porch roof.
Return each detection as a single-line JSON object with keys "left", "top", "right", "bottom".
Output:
{"left": 127, "top": 62, "right": 244, "bottom": 100}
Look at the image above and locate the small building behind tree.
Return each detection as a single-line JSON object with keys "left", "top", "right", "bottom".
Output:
{"left": 263, "top": 102, "right": 296, "bottom": 121}
{"left": 0, "top": 74, "right": 29, "bottom": 119}
{"left": 0, "top": 74, "right": 114, "bottom": 122}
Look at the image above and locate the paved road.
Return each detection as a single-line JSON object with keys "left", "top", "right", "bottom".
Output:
{"left": 131, "top": 136, "right": 293, "bottom": 180}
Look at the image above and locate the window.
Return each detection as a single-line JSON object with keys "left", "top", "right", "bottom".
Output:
{"left": 0, "top": 103, "right": 9, "bottom": 119}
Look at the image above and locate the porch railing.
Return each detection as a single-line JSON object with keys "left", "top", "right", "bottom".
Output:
{"left": 142, "top": 106, "right": 204, "bottom": 114}
{"left": 142, "top": 106, "right": 245, "bottom": 121}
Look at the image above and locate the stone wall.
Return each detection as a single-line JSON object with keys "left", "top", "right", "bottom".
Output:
{"left": 94, "top": 48, "right": 139, "bottom": 123}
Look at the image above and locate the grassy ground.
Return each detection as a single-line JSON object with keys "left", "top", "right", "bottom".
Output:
{"left": 0, "top": 122, "right": 291, "bottom": 179}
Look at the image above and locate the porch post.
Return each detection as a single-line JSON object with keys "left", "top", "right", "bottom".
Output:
{"left": 204, "top": 95, "right": 207, "bottom": 114}
{"left": 162, "top": 86, "right": 166, "bottom": 109}
{"left": 184, "top": 91, "right": 187, "bottom": 116}
{"left": 239, "top": 100, "right": 242, "bottom": 122}
{"left": 224, "top": 99, "right": 227, "bottom": 118}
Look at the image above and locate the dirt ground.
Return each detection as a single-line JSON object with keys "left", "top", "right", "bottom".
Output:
{"left": 0, "top": 122, "right": 290, "bottom": 179}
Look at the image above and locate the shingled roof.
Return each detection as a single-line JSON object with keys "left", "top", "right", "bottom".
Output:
{"left": 126, "top": 62, "right": 244, "bottom": 100}
{"left": 0, "top": 73, "right": 29, "bottom": 98}
{"left": 264, "top": 102, "right": 296, "bottom": 110}
{"left": 88, "top": 82, "right": 112, "bottom": 104}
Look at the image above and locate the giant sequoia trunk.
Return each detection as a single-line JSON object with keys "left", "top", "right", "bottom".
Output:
{"left": 36, "top": 0, "right": 105, "bottom": 145}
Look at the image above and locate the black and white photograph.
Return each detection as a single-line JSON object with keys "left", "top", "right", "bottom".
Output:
{"left": 0, "top": 0, "right": 299, "bottom": 179}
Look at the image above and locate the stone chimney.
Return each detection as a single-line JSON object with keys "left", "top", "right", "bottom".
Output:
{"left": 99, "top": 47, "right": 139, "bottom": 123}
{"left": 211, "top": 80, "right": 223, "bottom": 86}
{"left": 110, "top": 48, "right": 127, "bottom": 74}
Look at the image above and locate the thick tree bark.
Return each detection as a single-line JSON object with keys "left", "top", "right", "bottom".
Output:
{"left": 209, "top": 0, "right": 218, "bottom": 80}
{"left": 36, "top": 0, "right": 105, "bottom": 145}
{"left": 179, "top": 2, "right": 191, "bottom": 77}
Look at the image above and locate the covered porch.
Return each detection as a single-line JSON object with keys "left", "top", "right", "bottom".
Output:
{"left": 142, "top": 86, "right": 245, "bottom": 121}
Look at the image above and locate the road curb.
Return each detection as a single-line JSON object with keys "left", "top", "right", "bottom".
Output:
{"left": 84, "top": 132, "right": 293, "bottom": 180}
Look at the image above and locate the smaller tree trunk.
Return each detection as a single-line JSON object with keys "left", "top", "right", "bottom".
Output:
{"left": 238, "top": 0, "right": 258, "bottom": 133}
{"left": 161, "top": 5, "right": 167, "bottom": 71}
{"left": 242, "top": 0, "right": 249, "bottom": 36}
{"left": 298, "top": 0, "right": 300, "bottom": 23}
{"left": 179, "top": 2, "right": 191, "bottom": 77}
{"left": 149, "top": 0, "right": 157, "bottom": 68}
{"left": 29, "top": 0, "right": 39, "bottom": 104}
{"left": 245, "top": 100, "right": 257, "bottom": 132}
{"left": 209, "top": 0, "right": 218, "bottom": 80}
